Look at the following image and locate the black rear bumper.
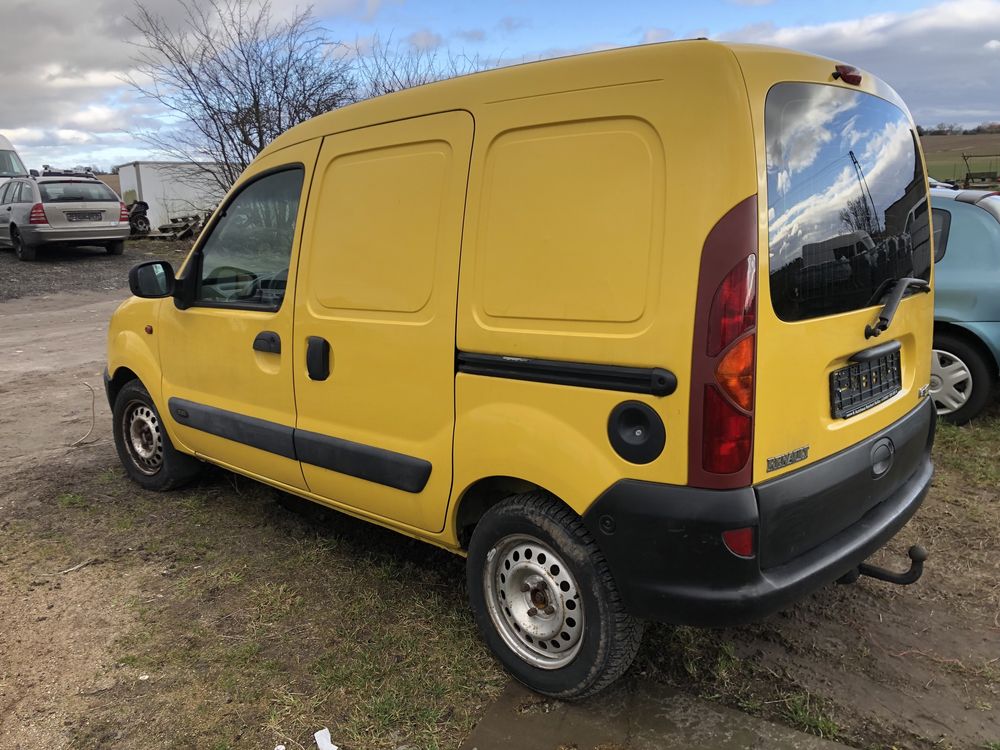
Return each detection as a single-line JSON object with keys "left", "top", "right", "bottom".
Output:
{"left": 582, "top": 398, "right": 935, "bottom": 626}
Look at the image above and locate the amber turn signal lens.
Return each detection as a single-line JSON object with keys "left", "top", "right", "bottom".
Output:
{"left": 714, "top": 334, "right": 755, "bottom": 411}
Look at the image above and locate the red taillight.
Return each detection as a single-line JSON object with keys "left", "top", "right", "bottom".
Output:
{"left": 28, "top": 203, "right": 48, "bottom": 225}
{"left": 703, "top": 385, "right": 752, "bottom": 473}
{"left": 707, "top": 256, "right": 756, "bottom": 356}
{"left": 834, "top": 64, "right": 862, "bottom": 86}
{"left": 721, "top": 527, "right": 756, "bottom": 558}
{"left": 688, "top": 196, "right": 758, "bottom": 489}
{"left": 119, "top": 202, "right": 129, "bottom": 222}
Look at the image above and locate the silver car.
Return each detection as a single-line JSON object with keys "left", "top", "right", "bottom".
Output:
{"left": 0, "top": 173, "right": 131, "bottom": 261}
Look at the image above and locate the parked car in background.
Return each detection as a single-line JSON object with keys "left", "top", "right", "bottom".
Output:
{"left": 930, "top": 188, "right": 1000, "bottom": 423}
{"left": 0, "top": 134, "right": 29, "bottom": 188}
{"left": 0, "top": 170, "right": 131, "bottom": 261}
{"left": 928, "top": 177, "right": 960, "bottom": 190}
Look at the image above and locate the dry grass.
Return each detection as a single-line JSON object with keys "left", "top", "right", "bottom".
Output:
{"left": 5, "top": 463, "right": 504, "bottom": 750}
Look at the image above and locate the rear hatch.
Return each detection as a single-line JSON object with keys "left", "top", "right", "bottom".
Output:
{"left": 735, "top": 52, "right": 934, "bottom": 559}
{"left": 39, "top": 180, "right": 122, "bottom": 228}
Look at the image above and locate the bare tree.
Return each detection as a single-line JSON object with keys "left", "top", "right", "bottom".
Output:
{"left": 839, "top": 195, "right": 878, "bottom": 237}
{"left": 352, "top": 33, "right": 495, "bottom": 101}
{"left": 127, "top": 0, "right": 355, "bottom": 193}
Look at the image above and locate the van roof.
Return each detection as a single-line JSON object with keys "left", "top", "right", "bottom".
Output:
{"left": 0, "top": 134, "right": 14, "bottom": 151}
{"left": 262, "top": 40, "right": 862, "bottom": 159}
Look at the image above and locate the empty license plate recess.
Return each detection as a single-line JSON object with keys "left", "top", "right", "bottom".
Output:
{"left": 830, "top": 350, "right": 902, "bottom": 418}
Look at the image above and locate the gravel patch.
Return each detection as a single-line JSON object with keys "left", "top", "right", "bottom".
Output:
{"left": 0, "top": 239, "right": 192, "bottom": 303}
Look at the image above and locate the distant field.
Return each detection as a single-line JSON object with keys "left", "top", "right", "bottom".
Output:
{"left": 920, "top": 133, "right": 1000, "bottom": 181}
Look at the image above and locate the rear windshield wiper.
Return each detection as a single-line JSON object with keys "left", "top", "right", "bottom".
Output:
{"left": 865, "top": 277, "right": 930, "bottom": 339}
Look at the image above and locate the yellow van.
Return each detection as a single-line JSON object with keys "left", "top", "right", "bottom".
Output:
{"left": 106, "top": 40, "right": 936, "bottom": 698}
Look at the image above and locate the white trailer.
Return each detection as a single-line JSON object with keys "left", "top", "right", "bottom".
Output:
{"left": 116, "top": 161, "right": 225, "bottom": 230}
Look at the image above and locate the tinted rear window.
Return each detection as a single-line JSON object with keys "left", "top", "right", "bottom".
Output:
{"left": 39, "top": 180, "right": 118, "bottom": 203}
{"left": 766, "top": 83, "right": 930, "bottom": 322}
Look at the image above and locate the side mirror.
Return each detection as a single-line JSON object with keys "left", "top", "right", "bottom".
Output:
{"left": 129, "top": 260, "right": 175, "bottom": 298}
{"left": 29, "top": 169, "right": 38, "bottom": 177}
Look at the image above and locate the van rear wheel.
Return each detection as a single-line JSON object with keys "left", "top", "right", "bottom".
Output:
{"left": 467, "top": 493, "right": 644, "bottom": 699}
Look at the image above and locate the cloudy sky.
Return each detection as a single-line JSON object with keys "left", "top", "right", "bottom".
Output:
{"left": 2, "top": 0, "right": 999, "bottom": 171}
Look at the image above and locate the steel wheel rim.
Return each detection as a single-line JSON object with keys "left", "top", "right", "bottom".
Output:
{"left": 483, "top": 534, "right": 584, "bottom": 670}
{"left": 930, "top": 348, "right": 972, "bottom": 415}
{"left": 122, "top": 400, "right": 164, "bottom": 475}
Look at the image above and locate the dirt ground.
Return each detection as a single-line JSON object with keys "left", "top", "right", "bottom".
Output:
{"left": 0, "top": 239, "right": 190, "bottom": 303}
{"left": 0, "top": 249, "right": 998, "bottom": 749}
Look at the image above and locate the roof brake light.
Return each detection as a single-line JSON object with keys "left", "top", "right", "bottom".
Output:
{"left": 834, "top": 65, "right": 862, "bottom": 86}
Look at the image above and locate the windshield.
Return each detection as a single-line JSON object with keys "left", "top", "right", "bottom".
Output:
{"left": 39, "top": 180, "right": 119, "bottom": 203}
{"left": 766, "top": 83, "right": 930, "bottom": 322}
{"left": 0, "top": 149, "right": 27, "bottom": 178}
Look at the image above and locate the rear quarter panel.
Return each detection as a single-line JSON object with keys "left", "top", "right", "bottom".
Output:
{"left": 452, "top": 42, "right": 758, "bottom": 518}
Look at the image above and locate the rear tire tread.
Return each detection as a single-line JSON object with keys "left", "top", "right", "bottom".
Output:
{"left": 470, "top": 492, "right": 644, "bottom": 700}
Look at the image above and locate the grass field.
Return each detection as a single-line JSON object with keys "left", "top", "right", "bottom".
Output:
{"left": 4, "top": 403, "right": 999, "bottom": 749}
{"left": 921, "top": 133, "right": 1000, "bottom": 182}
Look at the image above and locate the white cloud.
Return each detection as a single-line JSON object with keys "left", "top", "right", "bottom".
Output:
{"left": 454, "top": 28, "right": 487, "bottom": 43}
{"left": 641, "top": 27, "right": 673, "bottom": 44}
{"left": 722, "top": 0, "right": 1000, "bottom": 126}
{"left": 497, "top": 17, "right": 529, "bottom": 34}
{"left": 986, "top": 39, "right": 1000, "bottom": 50}
{"left": 405, "top": 28, "right": 443, "bottom": 51}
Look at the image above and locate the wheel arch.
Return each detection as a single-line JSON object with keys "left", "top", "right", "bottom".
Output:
{"left": 453, "top": 476, "right": 568, "bottom": 549}
{"left": 107, "top": 366, "right": 140, "bottom": 407}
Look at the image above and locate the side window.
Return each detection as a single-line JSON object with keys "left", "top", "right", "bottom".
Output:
{"left": 932, "top": 207, "right": 951, "bottom": 263}
{"left": 0, "top": 183, "right": 10, "bottom": 205}
{"left": 17, "top": 182, "right": 33, "bottom": 204}
{"left": 195, "top": 167, "right": 304, "bottom": 310}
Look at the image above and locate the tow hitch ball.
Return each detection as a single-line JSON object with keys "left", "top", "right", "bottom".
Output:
{"left": 838, "top": 545, "right": 928, "bottom": 586}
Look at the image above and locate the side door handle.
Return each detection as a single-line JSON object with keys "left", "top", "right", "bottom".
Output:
{"left": 306, "top": 336, "right": 330, "bottom": 381}
{"left": 252, "top": 331, "right": 281, "bottom": 354}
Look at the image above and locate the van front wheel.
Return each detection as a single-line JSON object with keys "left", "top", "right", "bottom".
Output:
{"left": 112, "top": 380, "right": 202, "bottom": 491}
{"left": 467, "top": 493, "right": 644, "bottom": 699}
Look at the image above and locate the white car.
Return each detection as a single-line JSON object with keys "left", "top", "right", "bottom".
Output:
{"left": 928, "top": 177, "right": 959, "bottom": 190}
{"left": 0, "top": 172, "right": 131, "bottom": 261}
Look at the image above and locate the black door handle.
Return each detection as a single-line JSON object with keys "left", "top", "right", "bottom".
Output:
{"left": 253, "top": 331, "right": 281, "bottom": 354}
{"left": 306, "top": 336, "right": 330, "bottom": 381}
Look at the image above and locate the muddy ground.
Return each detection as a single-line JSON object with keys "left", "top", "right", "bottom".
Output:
{"left": 0, "top": 246, "right": 997, "bottom": 749}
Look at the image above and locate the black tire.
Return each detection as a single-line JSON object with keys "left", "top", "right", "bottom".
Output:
{"left": 467, "top": 493, "right": 644, "bottom": 700}
{"left": 931, "top": 332, "right": 996, "bottom": 425}
{"left": 112, "top": 380, "right": 202, "bottom": 491}
{"left": 11, "top": 227, "right": 36, "bottom": 261}
{"left": 106, "top": 239, "right": 125, "bottom": 255}
{"left": 131, "top": 216, "right": 150, "bottom": 235}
